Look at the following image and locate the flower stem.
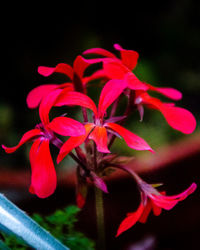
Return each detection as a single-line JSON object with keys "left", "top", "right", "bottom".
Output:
{"left": 95, "top": 186, "right": 106, "bottom": 250}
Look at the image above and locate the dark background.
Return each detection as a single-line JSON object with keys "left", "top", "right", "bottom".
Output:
{"left": 0, "top": 1, "right": 200, "bottom": 249}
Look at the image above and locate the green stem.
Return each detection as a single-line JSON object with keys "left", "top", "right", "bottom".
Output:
{"left": 95, "top": 187, "right": 106, "bottom": 250}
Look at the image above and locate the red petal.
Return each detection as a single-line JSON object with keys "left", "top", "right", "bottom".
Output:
{"left": 103, "top": 59, "right": 129, "bottom": 79}
{"left": 83, "top": 69, "right": 108, "bottom": 85}
{"left": 83, "top": 47, "right": 117, "bottom": 58}
{"left": 89, "top": 126, "right": 110, "bottom": 153}
{"left": 105, "top": 123, "right": 154, "bottom": 152}
{"left": 2, "top": 129, "right": 42, "bottom": 153}
{"left": 98, "top": 79, "right": 127, "bottom": 118}
{"left": 26, "top": 84, "right": 59, "bottom": 109}
{"left": 73, "top": 55, "right": 103, "bottom": 78}
{"left": 125, "top": 72, "right": 148, "bottom": 91}
{"left": 116, "top": 203, "right": 144, "bottom": 237}
{"left": 48, "top": 116, "right": 86, "bottom": 136}
{"left": 138, "top": 199, "right": 152, "bottom": 223}
{"left": 114, "top": 44, "right": 139, "bottom": 71}
{"left": 147, "top": 84, "right": 182, "bottom": 100}
{"left": 57, "top": 123, "right": 94, "bottom": 163}
{"left": 29, "top": 139, "right": 57, "bottom": 198}
{"left": 159, "top": 105, "right": 196, "bottom": 134}
{"left": 39, "top": 89, "right": 63, "bottom": 125}
{"left": 38, "top": 63, "right": 73, "bottom": 79}
{"left": 140, "top": 94, "right": 196, "bottom": 134}
{"left": 54, "top": 91, "right": 98, "bottom": 116}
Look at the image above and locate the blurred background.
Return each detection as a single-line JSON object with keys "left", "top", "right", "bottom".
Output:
{"left": 0, "top": 1, "right": 200, "bottom": 249}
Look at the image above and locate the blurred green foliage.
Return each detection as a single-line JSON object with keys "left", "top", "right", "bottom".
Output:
{"left": 1, "top": 205, "right": 95, "bottom": 250}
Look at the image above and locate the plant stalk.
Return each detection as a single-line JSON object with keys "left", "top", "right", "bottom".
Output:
{"left": 95, "top": 187, "right": 106, "bottom": 250}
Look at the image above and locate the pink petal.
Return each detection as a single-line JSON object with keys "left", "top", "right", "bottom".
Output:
{"left": 39, "top": 88, "right": 63, "bottom": 125}
{"left": 29, "top": 139, "right": 57, "bottom": 198}
{"left": 147, "top": 84, "right": 182, "bottom": 100}
{"left": 159, "top": 104, "right": 197, "bottom": 134}
{"left": 48, "top": 116, "right": 86, "bottom": 137}
{"left": 159, "top": 183, "right": 197, "bottom": 201}
{"left": 38, "top": 63, "right": 73, "bottom": 79}
{"left": 98, "top": 79, "right": 127, "bottom": 118}
{"left": 150, "top": 194, "right": 179, "bottom": 210}
{"left": 125, "top": 72, "right": 148, "bottom": 91}
{"left": 54, "top": 90, "right": 98, "bottom": 117}
{"left": 26, "top": 84, "right": 59, "bottom": 109}
{"left": 89, "top": 126, "right": 110, "bottom": 153}
{"left": 114, "top": 44, "right": 139, "bottom": 71}
{"left": 83, "top": 47, "right": 117, "bottom": 58}
{"left": 2, "top": 129, "right": 42, "bottom": 153}
{"left": 116, "top": 203, "right": 144, "bottom": 237}
{"left": 105, "top": 123, "right": 154, "bottom": 152}
{"left": 57, "top": 123, "right": 94, "bottom": 163}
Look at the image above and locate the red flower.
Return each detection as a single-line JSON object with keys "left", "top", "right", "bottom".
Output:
{"left": 2, "top": 104, "right": 86, "bottom": 198}
{"left": 116, "top": 182, "right": 197, "bottom": 237}
{"left": 26, "top": 55, "right": 102, "bottom": 109}
{"left": 134, "top": 91, "right": 196, "bottom": 134}
{"left": 55, "top": 80, "right": 154, "bottom": 163}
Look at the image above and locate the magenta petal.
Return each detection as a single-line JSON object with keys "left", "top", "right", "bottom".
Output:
{"left": 48, "top": 116, "right": 86, "bottom": 136}
{"left": 114, "top": 44, "right": 139, "bottom": 71}
{"left": 98, "top": 79, "right": 127, "bottom": 118}
{"left": 159, "top": 104, "right": 196, "bottom": 134}
{"left": 89, "top": 126, "right": 110, "bottom": 153}
{"left": 105, "top": 123, "right": 154, "bottom": 152}
{"left": 160, "top": 183, "right": 197, "bottom": 201}
{"left": 116, "top": 203, "right": 144, "bottom": 237}
{"left": 2, "top": 129, "right": 42, "bottom": 153}
{"left": 38, "top": 63, "right": 73, "bottom": 79}
{"left": 29, "top": 139, "right": 57, "bottom": 198}
{"left": 26, "top": 84, "right": 59, "bottom": 109}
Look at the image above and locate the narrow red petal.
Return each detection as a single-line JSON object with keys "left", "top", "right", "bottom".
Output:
{"left": 54, "top": 90, "right": 98, "bottom": 116}
{"left": 98, "top": 79, "right": 127, "bottom": 118}
{"left": 38, "top": 63, "right": 73, "bottom": 79}
{"left": 26, "top": 84, "right": 59, "bottom": 109}
{"left": 105, "top": 123, "right": 154, "bottom": 152}
{"left": 29, "top": 139, "right": 57, "bottom": 198}
{"left": 89, "top": 126, "right": 110, "bottom": 153}
{"left": 138, "top": 199, "right": 152, "bottom": 223}
{"left": 2, "top": 129, "right": 42, "bottom": 153}
{"left": 73, "top": 55, "right": 103, "bottom": 78}
{"left": 57, "top": 124, "right": 94, "bottom": 163}
{"left": 39, "top": 89, "right": 63, "bottom": 125}
{"left": 114, "top": 44, "right": 139, "bottom": 71}
{"left": 147, "top": 84, "right": 182, "bottom": 100}
{"left": 83, "top": 47, "right": 117, "bottom": 58}
{"left": 116, "top": 203, "right": 144, "bottom": 237}
{"left": 48, "top": 116, "right": 86, "bottom": 136}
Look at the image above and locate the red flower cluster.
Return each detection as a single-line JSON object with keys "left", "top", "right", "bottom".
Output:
{"left": 2, "top": 44, "right": 197, "bottom": 235}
